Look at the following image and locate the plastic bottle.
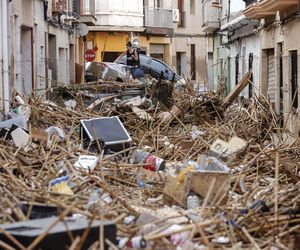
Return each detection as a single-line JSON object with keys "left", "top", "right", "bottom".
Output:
{"left": 187, "top": 194, "right": 200, "bottom": 210}
{"left": 126, "top": 236, "right": 147, "bottom": 249}
{"left": 131, "top": 149, "right": 166, "bottom": 172}
{"left": 136, "top": 173, "right": 145, "bottom": 188}
{"left": 87, "top": 188, "right": 101, "bottom": 210}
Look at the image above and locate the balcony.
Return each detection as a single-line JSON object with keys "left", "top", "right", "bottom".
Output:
{"left": 80, "top": 0, "right": 97, "bottom": 25}
{"left": 201, "top": 0, "right": 220, "bottom": 32}
{"left": 91, "top": 0, "right": 143, "bottom": 30}
{"left": 143, "top": 7, "right": 174, "bottom": 35}
{"left": 243, "top": 0, "right": 298, "bottom": 19}
{"left": 52, "top": 0, "right": 66, "bottom": 13}
{"left": 243, "top": 0, "right": 256, "bottom": 7}
{"left": 52, "top": 0, "right": 80, "bottom": 19}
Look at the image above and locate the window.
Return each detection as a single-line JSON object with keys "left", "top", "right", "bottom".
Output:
{"left": 176, "top": 52, "right": 182, "bottom": 75}
{"left": 191, "top": 44, "right": 196, "bottom": 80}
{"left": 248, "top": 53, "right": 253, "bottom": 97}
{"left": 190, "top": 0, "right": 195, "bottom": 15}
{"left": 178, "top": 0, "right": 185, "bottom": 27}
{"left": 290, "top": 50, "right": 298, "bottom": 109}
{"left": 235, "top": 54, "right": 239, "bottom": 85}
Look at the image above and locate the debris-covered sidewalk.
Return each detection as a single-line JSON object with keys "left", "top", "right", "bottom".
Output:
{"left": 0, "top": 78, "right": 299, "bottom": 250}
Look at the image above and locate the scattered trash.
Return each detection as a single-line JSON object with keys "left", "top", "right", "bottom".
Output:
{"left": 64, "top": 99, "right": 77, "bottom": 110}
{"left": 0, "top": 115, "right": 28, "bottom": 130}
{"left": 45, "top": 126, "right": 65, "bottom": 147}
{"left": 81, "top": 116, "right": 132, "bottom": 152}
{"left": 191, "top": 125, "right": 205, "bottom": 140}
{"left": 124, "top": 215, "right": 136, "bottom": 224}
{"left": 186, "top": 194, "right": 200, "bottom": 210}
{"left": 118, "top": 236, "right": 147, "bottom": 249}
{"left": 211, "top": 236, "right": 230, "bottom": 244}
{"left": 0, "top": 80, "right": 297, "bottom": 249}
{"left": 74, "top": 155, "right": 99, "bottom": 172}
{"left": 130, "top": 149, "right": 166, "bottom": 172}
{"left": 49, "top": 176, "right": 73, "bottom": 195}
{"left": 162, "top": 225, "right": 189, "bottom": 247}
{"left": 11, "top": 126, "right": 29, "bottom": 148}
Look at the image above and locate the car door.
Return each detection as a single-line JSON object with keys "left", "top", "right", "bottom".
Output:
{"left": 149, "top": 59, "right": 171, "bottom": 80}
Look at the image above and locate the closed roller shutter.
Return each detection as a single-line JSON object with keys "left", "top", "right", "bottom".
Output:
{"left": 150, "top": 44, "right": 164, "bottom": 54}
{"left": 267, "top": 50, "right": 275, "bottom": 103}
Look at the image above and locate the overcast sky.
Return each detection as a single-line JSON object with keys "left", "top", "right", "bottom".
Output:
{"left": 231, "top": 0, "right": 245, "bottom": 12}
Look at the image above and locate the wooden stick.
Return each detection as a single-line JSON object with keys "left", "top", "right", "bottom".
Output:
{"left": 275, "top": 152, "right": 279, "bottom": 223}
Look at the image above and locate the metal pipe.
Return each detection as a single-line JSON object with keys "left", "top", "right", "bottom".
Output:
{"left": 1, "top": 0, "right": 10, "bottom": 113}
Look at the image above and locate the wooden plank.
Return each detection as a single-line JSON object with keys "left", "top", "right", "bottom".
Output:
{"left": 222, "top": 70, "right": 252, "bottom": 109}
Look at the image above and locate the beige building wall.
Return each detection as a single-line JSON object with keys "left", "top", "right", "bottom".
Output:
{"left": 172, "top": 0, "right": 207, "bottom": 83}
{"left": 8, "top": 0, "right": 78, "bottom": 98}
{"left": 260, "top": 18, "right": 300, "bottom": 135}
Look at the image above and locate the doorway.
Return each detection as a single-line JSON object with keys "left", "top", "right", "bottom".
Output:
{"left": 21, "top": 26, "right": 33, "bottom": 96}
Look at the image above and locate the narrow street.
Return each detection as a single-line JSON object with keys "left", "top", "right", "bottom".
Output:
{"left": 0, "top": 0, "right": 299, "bottom": 249}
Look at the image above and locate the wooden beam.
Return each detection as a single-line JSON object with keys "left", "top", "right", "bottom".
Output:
{"left": 222, "top": 71, "right": 252, "bottom": 109}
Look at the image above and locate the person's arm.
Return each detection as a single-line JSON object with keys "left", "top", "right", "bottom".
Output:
{"left": 131, "top": 49, "right": 139, "bottom": 61}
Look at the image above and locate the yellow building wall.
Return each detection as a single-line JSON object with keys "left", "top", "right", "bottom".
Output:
{"left": 86, "top": 32, "right": 129, "bottom": 61}
{"left": 85, "top": 31, "right": 171, "bottom": 63}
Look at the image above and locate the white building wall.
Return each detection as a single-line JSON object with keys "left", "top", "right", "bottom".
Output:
{"left": 0, "top": 2, "right": 3, "bottom": 101}
{"left": 95, "top": 0, "right": 144, "bottom": 27}
{"left": 230, "top": 35, "right": 260, "bottom": 98}
{"left": 34, "top": 0, "right": 46, "bottom": 95}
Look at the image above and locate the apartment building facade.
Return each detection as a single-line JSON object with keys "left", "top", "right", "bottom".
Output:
{"left": 172, "top": 0, "right": 207, "bottom": 83}
{"left": 243, "top": 0, "right": 300, "bottom": 134}
{"left": 0, "top": 0, "right": 81, "bottom": 113}
{"left": 82, "top": 0, "right": 208, "bottom": 83}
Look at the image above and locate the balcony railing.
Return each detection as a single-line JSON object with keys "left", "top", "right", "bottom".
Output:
{"left": 202, "top": 0, "right": 220, "bottom": 32}
{"left": 144, "top": 7, "right": 173, "bottom": 29}
{"left": 81, "top": 0, "right": 95, "bottom": 16}
{"left": 52, "top": 0, "right": 80, "bottom": 18}
{"left": 243, "top": 0, "right": 298, "bottom": 19}
{"left": 52, "top": 0, "right": 66, "bottom": 13}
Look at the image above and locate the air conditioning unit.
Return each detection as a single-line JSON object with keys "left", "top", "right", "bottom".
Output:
{"left": 173, "top": 9, "right": 179, "bottom": 23}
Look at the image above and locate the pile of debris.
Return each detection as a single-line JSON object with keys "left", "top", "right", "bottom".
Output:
{"left": 0, "top": 78, "right": 298, "bottom": 250}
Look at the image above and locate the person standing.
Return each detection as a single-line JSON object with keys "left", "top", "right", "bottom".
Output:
{"left": 117, "top": 41, "right": 140, "bottom": 82}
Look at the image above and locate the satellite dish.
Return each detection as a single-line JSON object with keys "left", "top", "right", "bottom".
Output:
{"left": 75, "top": 23, "right": 89, "bottom": 37}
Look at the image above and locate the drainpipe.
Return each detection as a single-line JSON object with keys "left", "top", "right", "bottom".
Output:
{"left": 227, "top": 0, "right": 231, "bottom": 23}
{"left": 2, "top": 0, "right": 10, "bottom": 114}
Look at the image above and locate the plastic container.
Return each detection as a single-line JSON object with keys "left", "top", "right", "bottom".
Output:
{"left": 87, "top": 189, "right": 101, "bottom": 210}
{"left": 131, "top": 149, "right": 166, "bottom": 172}
{"left": 126, "top": 236, "right": 147, "bottom": 249}
{"left": 136, "top": 173, "right": 145, "bottom": 188}
{"left": 187, "top": 194, "right": 200, "bottom": 210}
{"left": 205, "top": 157, "right": 230, "bottom": 173}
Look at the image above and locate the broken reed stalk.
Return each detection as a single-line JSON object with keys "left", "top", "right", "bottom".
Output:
{"left": 275, "top": 152, "right": 279, "bottom": 223}
{"left": 144, "top": 219, "right": 220, "bottom": 241}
